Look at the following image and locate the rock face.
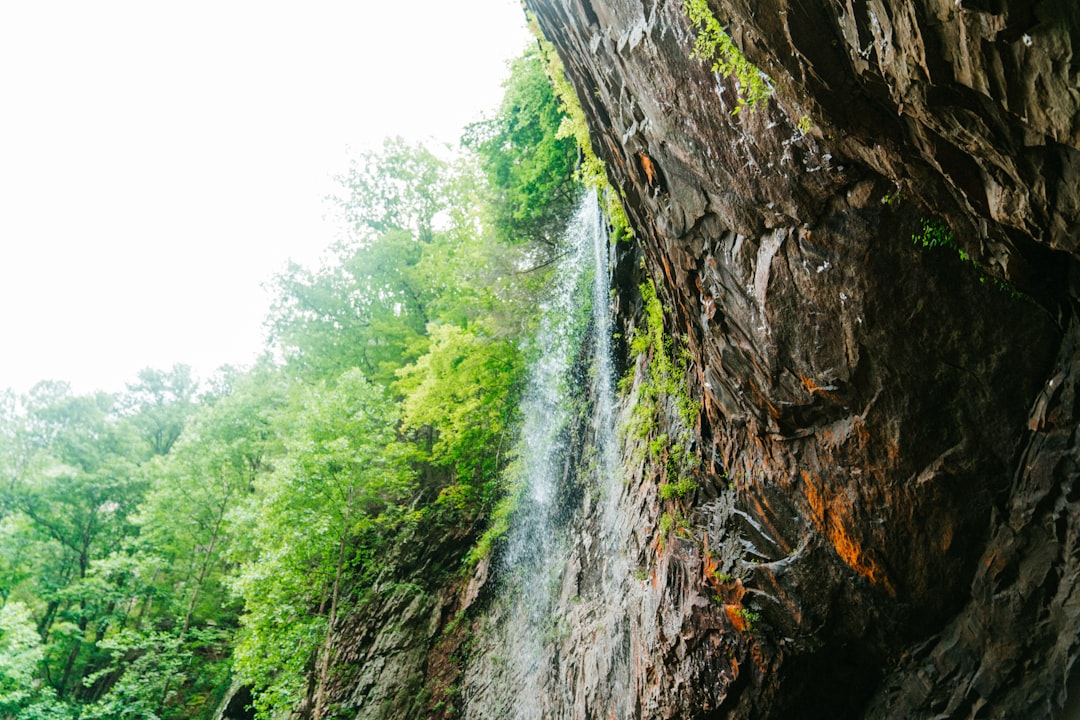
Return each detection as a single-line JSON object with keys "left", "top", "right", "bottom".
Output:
{"left": 520, "top": 0, "right": 1080, "bottom": 717}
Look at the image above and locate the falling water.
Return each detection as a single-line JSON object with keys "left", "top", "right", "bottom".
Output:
{"left": 463, "top": 193, "right": 626, "bottom": 719}
{"left": 496, "top": 195, "right": 598, "bottom": 574}
{"left": 590, "top": 195, "right": 620, "bottom": 508}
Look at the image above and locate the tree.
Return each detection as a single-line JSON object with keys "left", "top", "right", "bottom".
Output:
{"left": 330, "top": 136, "right": 448, "bottom": 245}
{"left": 0, "top": 383, "right": 144, "bottom": 701}
{"left": 267, "top": 140, "right": 466, "bottom": 385}
{"left": 77, "top": 625, "right": 231, "bottom": 720}
{"left": 463, "top": 47, "right": 580, "bottom": 248}
{"left": 230, "top": 370, "right": 415, "bottom": 718}
{"left": 396, "top": 321, "right": 523, "bottom": 506}
{"left": 266, "top": 228, "right": 431, "bottom": 384}
{"left": 121, "top": 365, "right": 199, "bottom": 457}
{"left": 138, "top": 365, "right": 283, "bottom": 635}
{"left": 0, "top": 601, "right": 44, "bottom": 714}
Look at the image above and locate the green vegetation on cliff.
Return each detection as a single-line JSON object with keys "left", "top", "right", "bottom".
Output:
{"left": 0, "top": 45, "right": 582, "bottom": 720}
{"left": 623, "top": 279, "right": 699, "bottom": 503}
{"left": 682, "top": 0, "right": 771, "bottom": 111}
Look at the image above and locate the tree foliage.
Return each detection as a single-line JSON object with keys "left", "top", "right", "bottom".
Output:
{"left": 463, "top": 47, "right": 580, "bottom": 247}
{"left": 331, "top": 137, "right": 448, "bottom": 245}
{"left": 0, "top": 602, "right": 43, "bottom": 714}
{"left": 230, "top": 370, "right": 415, "bottom": 717}
{"left": 121, "top": 365, "right": 199, "bottom": 457}
{"left": 396, "top": 322, "right": 522, "bottom": 502}
{"left": 268, "top": 140, "right": 452, "bottom": 385}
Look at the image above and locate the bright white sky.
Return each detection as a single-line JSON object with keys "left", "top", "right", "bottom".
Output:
{"left": 0, "top": 0, "right": 533, "bottom": 395}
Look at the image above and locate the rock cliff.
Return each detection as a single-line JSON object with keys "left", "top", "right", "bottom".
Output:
{"left": 519, "top": 0, "right": 1079, "bottom": 717}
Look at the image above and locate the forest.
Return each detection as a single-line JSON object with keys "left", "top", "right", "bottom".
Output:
{"left": 0, "top": 44, "right": 589, "bottom": 720}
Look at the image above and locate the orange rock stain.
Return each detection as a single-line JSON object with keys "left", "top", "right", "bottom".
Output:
{"left": 802, "top": 469, "right": 896, "bottom": 596}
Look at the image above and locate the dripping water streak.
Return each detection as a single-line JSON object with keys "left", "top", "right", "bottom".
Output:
{"left": 498, "top": 196, "right": 595, "bottom": 572}
{"left": 589, "top": 193, "right": 634, "bottom": 720}
{"left": 591, "top": 197, "right": 619, "bottom": 501}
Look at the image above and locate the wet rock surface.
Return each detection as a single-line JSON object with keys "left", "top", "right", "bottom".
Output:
{"left": 522, "top": 0, "right": 1080, "bottom": 717}
{"left": 311, "top": 520, "right": 481, "bottom": 720}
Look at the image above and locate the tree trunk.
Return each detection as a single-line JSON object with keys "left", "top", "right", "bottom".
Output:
{"left": 182, "top": 500, "right": 226, "bottom": 634}
{"left": 56, "top": 615, "right": 87, "bottom": 698}
{"left": 312, "top": 500, "right": 351, "bottom": 719}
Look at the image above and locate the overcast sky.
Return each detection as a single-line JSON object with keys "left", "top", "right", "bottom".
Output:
{"left": 0, "top": 0, "right": 533, "bottom": 395}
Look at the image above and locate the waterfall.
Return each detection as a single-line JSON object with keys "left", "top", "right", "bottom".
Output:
{"left": 463, "top": 193, "right": 626, "bottom": 719}
{"left": 498, "top": 195, "right": 597, "bottom": 571}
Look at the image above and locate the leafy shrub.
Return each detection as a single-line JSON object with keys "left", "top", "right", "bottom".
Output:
{"left": 912, "top": 217, "right": 961, "bottom": 255}
{"left": 659, "top": 476, "right": 696, "bottom": 500}
{"left": 682, "top": 0, "right": 771, "bottom": 112}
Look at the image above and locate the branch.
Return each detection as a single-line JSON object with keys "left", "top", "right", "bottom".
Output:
{"left": 507, "top": 248, "right": 573, "bottom": 276}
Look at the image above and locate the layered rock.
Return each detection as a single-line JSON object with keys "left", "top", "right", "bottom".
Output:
{"left": 523, "top": 0, "right": 1080, "bottom": 716}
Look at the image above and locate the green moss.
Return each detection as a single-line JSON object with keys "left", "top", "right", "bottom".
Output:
{"left": 623, "top": 279, "right": 703, "bottom": 504}
{"left": 711, "top": 569, "right": 733, "bottom": 584}
{"left": 657, "top": 511, "right": 676, "bottom": 552}
{"left": 659, "top": 511, "right": 676, "bottom": 535}
{"left": 657, "top": 509, "right": 694, "bottom": 552}
{"left": 630, "top": 280, "right": 697, "bottom": 427}
{"left": 648, "top": 433, "right": 670, "bottom": 458}
{"left": 682, "top": 0, "right": 772, "bottom": 112}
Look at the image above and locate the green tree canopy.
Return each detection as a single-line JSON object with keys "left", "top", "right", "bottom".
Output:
{"left": 120, "top": 365, "right": 199, "bottom": 457}
{"left": 230, "top": 369, "right": 414, "bottom": 717}
{"left": 396, "top": 321, "right": 522, "bottom": 503}
{"left": 463, "top": 47, "right": 580, "bottom": 248}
